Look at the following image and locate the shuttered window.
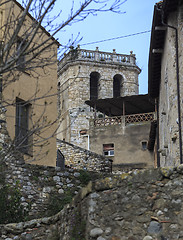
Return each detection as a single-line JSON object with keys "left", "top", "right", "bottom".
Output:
{"left": 15, "top": 98, "right": 30, "bottom": 154}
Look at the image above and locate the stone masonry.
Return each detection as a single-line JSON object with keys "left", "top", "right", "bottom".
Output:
{"left": 57, "top": 46, "right": 141, "bottom": 149}
{"left": 1, "top": 165, "right": 183, "bottom": 239}
{"left": 57, "top": 139, "right": 112, "bottom": 172}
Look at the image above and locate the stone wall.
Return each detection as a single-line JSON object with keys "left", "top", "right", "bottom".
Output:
{"left": 1, "top": 147, "right": 93, "bottom": 219}
{"left": 158, "top": 4, "right": 183, "bottom": 167}
{"left": 1, "top": 165, "right": 183, "bottom": 240}
{"left": 0, "top": 106, "right": 11, "bottom": 151}
{"left": 57, "top": 139, "right": 112, "bottom": 172}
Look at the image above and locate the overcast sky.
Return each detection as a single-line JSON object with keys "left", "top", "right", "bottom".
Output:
{"left": 55, "top": 0, "right": 158, "bottom": 94}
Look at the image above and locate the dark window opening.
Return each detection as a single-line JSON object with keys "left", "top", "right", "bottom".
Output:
{"left": 113, "top": 74, "right": 123, "bottom": 98}
{"left": 15, "top": 98, "right": 30, "bottom": 154}
{"left": 80, "top": 129, "right": 87, "bottom": 135}
{"left": 17, "top": 38, "right": 26, "bottom": 69}
{"left": 103, "top": 143, "right": 114, "bottom": 156}
{"left": 90, "top": 72, "right": 100, "bottom": 100}
{"left": 141, "top": 141, "right": 147, "bottom": 150}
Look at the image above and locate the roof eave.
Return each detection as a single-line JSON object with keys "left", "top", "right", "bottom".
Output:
{"left": 148, "top": 4, "right": 165, "bottom": 99}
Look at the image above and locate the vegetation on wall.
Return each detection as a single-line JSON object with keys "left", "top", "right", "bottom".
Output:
{"left": 78, "top": 170, "right": 91, "bottom": 186}
{"left": 46, "top": 190, "right": 74, "bottom": 217}
{"left": 0, "top": 182, "right": 26, "bottom": 224}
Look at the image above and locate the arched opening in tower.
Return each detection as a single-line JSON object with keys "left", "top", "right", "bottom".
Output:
{"left": 90, "top": 72, "right": 100, "bottom": 100}
{"left": 113, "top": 74, "right": 123, "bottom": 98}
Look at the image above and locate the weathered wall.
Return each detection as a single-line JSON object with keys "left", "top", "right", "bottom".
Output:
{"left": 1, "top": 1, "right": 58, "bottom": 166}
{"left": 57, "top": 140, "right": 112, "bottom": 172}
{"left": 2, "top": 152, "right": 88, "bottom": 220}
{"left": 1, "top": 165, "right": 183, "bottom": 240}
{"left": 57, "top": 48, "right": 141, "bottom": 149}
{"left": 90, "top": 121, "right": 154, "bottom": 168}
{"left": 158, "top": 4, "right": 183, "bottom": 166}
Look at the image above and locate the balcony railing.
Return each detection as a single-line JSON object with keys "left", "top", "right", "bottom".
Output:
{"left": 125, "top": 112, "right": 154, "bottom": 124}
{"left": 94, "top": 116, "right": 122, "bottom": 127}
{"left": 58, "top": 47, "right": 136, "bottom": 71}
{"left": 93, "top": 112, "right": 155, "bottom": 127}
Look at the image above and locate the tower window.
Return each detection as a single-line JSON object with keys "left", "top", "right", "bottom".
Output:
{"left": 90, "top": 72, "right": 100, "bottom": 100}
{"left": 113, "top": 74, "right": 123, "bottom": 98}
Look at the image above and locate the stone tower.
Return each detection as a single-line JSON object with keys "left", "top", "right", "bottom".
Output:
{"left": 57, "top": 46, "right": 141, "bottom": 149}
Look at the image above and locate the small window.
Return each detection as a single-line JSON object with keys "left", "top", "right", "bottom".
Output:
{"left": 141, "top": 141, "right": 147, "bottom": 150}
{"left": 17, "top": 38, "right": 26, "bottom": 69}
{"left": 80, "top": 129, "right": 87, "bottom": 135}
{"left": 103, "top": 143, "right": 114, "bottom": 156}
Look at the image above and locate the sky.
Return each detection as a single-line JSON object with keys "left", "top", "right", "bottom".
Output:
{"left": 54, "top": 0, "right": 158, "bottom": 94}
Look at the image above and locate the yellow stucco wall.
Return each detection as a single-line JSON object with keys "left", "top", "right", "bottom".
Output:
{"left": 1, "top": 0, "right": 58, "bottom": 166}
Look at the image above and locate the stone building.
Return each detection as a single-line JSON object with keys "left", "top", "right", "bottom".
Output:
{"left": 58, "top": 47, "right": 155, "bottom": 169}
{"left": 148, "top": 0, "right": 183, "bottom": 167}
{"left": 86, "top": 94, "right": 155, "bottom": 169}
{"left": 1, "top": 0, "right": 59, "bottom": 166}
{"left": 58, "top": 47, "right": 140, "bottom": 147}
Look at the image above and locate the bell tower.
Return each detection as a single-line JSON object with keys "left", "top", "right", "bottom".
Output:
{"left": 57, "top": 46, "right": 141, "bottom": 149}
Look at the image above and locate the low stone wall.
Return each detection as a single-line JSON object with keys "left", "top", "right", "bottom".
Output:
{"left": 1, "top": 165, "right": 183, "bottom": 240}
{"left": 57, "top": 140, "right": 112, "bottom": 172}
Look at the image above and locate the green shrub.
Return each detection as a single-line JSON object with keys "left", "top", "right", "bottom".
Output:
{"left": 78, "top": 170, "right": 91, "bottom": 186}
{"left": 46, "top": 190, "right": 74, "bottom": 216}
{"left": 0, "top": 183, "right": 25, "bottom": 224}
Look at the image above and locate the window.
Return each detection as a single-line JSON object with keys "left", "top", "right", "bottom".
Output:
{"left": 113, "top": 74, "right": 123, "bottom": 98}
{"left": 90, "top": 72, "right": 100, "bottom": 100}
{"left": 141, "top": 141, "right": 147, "bottom": 150}
{"left": 16, "top": 38, "right": 26, "bottom": 69}
{"left": 103, "top": 143, "right": 114, "bottom": 156}
{"left": 80, "top": 129, "right": 87, "bottom": 135}
{"left": 15, "top": 98, "right": 30, "bottom": 154}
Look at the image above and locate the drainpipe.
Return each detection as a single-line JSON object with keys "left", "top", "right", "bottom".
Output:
{"left": 156, "top": 5, "right": 182, "bottom": 164}
{"left": 156, "top": 98, "right": 160, "bottom": 167}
